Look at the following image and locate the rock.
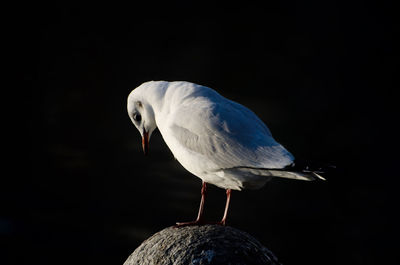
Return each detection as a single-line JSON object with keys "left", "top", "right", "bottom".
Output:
{"left": 123, "top": 225, "right": 281, "bottom": 265}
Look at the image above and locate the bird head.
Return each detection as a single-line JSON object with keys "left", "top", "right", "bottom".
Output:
{"left": 127, "top": 89, "right": 157, "bottom": 155}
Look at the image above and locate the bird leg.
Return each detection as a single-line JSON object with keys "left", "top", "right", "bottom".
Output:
{"left": 175, "top": 181, "right": 207, "bottom": 227}
{"left": 218, "top": 189, "right": 232, "bottom": 226}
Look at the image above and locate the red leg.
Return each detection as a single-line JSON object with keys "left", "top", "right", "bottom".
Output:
{"left": 219, "top": 189, "right": 232, "bottom": 226}
{"left": 175, "top": 181, "right": 207, "bottom": 227}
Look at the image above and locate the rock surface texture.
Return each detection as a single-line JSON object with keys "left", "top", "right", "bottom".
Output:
{"left": 123, "top": 225, "right": 281, "bottom": 265}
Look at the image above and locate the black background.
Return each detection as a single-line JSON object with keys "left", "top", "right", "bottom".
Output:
{"left": 6, "top": 1, "right": 398, "bottom": 264}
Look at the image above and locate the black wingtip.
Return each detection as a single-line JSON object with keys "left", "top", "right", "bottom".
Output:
{"left": 285, "top": 160, "right": 336, "bottom": 181}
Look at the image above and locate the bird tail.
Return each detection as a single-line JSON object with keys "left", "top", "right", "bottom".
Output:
{"left": 267, "top": 168, "right": 326, "bottom": 181}
{"left": 267, "top": 160, "right": 336, "bottom": 181}
{"left": 231, "top": 161, "right": 332, "bottom": 182}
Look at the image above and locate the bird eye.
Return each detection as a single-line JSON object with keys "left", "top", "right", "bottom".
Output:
{"left": 133, "top": 113, "right": 142, "bottom": 122}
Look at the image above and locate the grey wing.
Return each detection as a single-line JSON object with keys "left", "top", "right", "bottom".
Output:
{"left": 169, "top": 97, "right": 294, "bottom": 171}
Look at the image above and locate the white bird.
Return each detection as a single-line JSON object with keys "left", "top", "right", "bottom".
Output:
{"left": 127, "top": 81, "right": 325, "bottom": 226}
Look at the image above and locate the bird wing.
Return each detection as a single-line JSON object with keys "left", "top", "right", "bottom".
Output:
{"left": 168, "top": 94, "right": 294, "bottom": 171}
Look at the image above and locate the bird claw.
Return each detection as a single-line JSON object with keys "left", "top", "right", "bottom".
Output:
{"left": 174, "top": 220, "right": 205, "bottom": 228}
{"left": 174, "top": 219, "right": 226, "bottom": 228}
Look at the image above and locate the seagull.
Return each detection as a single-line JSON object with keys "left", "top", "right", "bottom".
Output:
{"left": 127, "top": 81, "right": 325, "bottom": 226}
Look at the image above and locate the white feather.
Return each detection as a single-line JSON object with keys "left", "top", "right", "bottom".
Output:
{"left": 128, "top": 81, "right": 319, "bottom": 190}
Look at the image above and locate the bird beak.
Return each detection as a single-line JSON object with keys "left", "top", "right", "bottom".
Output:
{"left": 142, "top": 130, "right": 149, "bottom": 155}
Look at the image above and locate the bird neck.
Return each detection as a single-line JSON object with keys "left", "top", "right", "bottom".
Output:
{"left": 142, "top": 81, "right": 169, "bottom": 123}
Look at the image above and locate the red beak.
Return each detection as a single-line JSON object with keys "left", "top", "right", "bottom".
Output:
{"left": 142, "top": 130, "right": 149, "bottom": 155}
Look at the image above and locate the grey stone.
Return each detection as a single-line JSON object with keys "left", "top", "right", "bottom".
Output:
{"left": 123, "top": 225, "right": 281, "bottom": 265}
